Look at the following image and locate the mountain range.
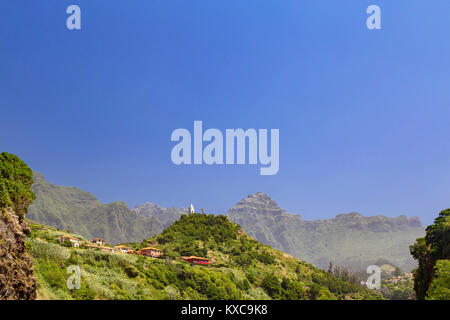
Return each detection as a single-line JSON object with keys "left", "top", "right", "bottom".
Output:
{"left": 226, "top": 192, "right": 424, "bottom": 272}
{"left": 27, "top": 172, "right": 163, "bottom": 244}
{"left": 27, "top": 173, "right": 425, "bottom": 271}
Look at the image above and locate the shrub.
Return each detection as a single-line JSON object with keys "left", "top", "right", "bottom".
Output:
{"left": 426, "top": 260, "right": 450, "bottom": 300}
{"left": 0, "top": 152, "right": 36, "bottom": 218}
{"left": 0, "top": 177, "right": 11, "bottom": 209}
{"left": 261, "top": 274, "right": 281, "bottom": 298}
{"left": 257, "top": 251, "right": 275, "bottom": 265}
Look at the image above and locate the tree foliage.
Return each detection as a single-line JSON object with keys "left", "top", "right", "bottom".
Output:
{"left": 410, "top": 209, "right": 450, "bottom": 299}
{"left": 426, "top": 260, "right": 450, "bottom": 300}
{"left": 0, "top": 152, "right": 35, "bottom": 218}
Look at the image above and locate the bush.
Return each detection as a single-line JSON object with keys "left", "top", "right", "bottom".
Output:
{"left": 410, "top": 209, "right": 450, "bottom": 299}
{"left": 257, "top": 251, "right": 275, "bottom": 265}
{"left": 261, "top": 274, "right": 281, "bottom": 298}
{"left": 27, "top": 239, "right": 71, "bottom": 261}
{"left": 0, "top": 177, "right": 11, "bottom": 209}
{"left": 309, "top": 283, "right": 321, "bottom": 300}
{"left": 426, "top": 260, "right": 450, "bottom": 300}
{"left": 71, "top": 282, "right": 96, "bottom": 300}
{"left": 0, "top": 152, "right": 36, "bottom": 218}
{"left": 124, "top": 264, "right": 140, "bottom": 278}
{"left": 233, "top": 254, "right": 253, "bottom": 267}
{"left": 283, "top": 280, "right": 306, "bottom": 300}
{"left": 37, "top": 261, "right": 67, "bottom": 290}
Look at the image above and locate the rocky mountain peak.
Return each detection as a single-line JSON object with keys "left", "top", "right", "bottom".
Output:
{"left": 133, "top": 202, "right": 166, "bottom": 218}
{"left": 227, "top": 192, "right": 288, "bottom": 217}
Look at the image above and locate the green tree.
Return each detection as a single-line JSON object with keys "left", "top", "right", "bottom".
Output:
{"left": 426, "top": 260, "right": 450, "bottom": 300}
{"left": 410, "top": 209, "right": 450, "bottom": 299}
{"left": 0, "top": 176, "right": 11, "bottom": 209}
{"left": 309, "top": 283, "right": 321, "bottom": 300}
{"left": 283, "top": 280, "right": 305, "bottom": 300}
{"left": 261, "top": 274, "right": 281, "bottom": 298}
{"left": 0, "top": 152, "right": 36, "bottom": 219}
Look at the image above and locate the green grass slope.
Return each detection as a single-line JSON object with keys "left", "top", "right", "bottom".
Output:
{"left": 27, "top": 214, "right": 383, "bottom": 300}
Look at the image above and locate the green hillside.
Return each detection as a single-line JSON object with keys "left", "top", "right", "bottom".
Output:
{"left": 27, "top": 172, "right": 162, "bottom": 244}
{"left": 27, "top": 174, "right": 424, "bottom": 272}
{"left": 26, "top": 213, "right": 382, "bottom": 300}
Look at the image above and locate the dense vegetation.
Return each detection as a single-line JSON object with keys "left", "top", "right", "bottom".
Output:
{"left": 410, "top": 209, "right": 450, "bottom": 299}
{"left": 426, "top": 260, "right": 450, "bottom": 300}
{"left": 27, "top": 213, "right": 382, "bottom": 300}
{"left": 155, "top": 214, "right": 241, "bottom": 257}
{"left": 0, "top": 152, "right": 35, "bottom": 219}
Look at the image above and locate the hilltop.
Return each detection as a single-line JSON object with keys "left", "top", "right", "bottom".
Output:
{"left": 26, "top": 213, "right": 382, "bottom": 300}
{"left": 227, "top": 192, "right": 424, "bottom": 271}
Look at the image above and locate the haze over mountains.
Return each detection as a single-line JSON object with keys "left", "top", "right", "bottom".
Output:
{"left": 28, "top": 173, "right": 425, "bottom": 271}
{"left": 132, "top": 202, "right": 187, "bottom": 229}
{"left": 227, "top": 193, "right": 424, "bottom": 272}
{"left": 27, "top": 173, "right": 163, "bottom": 244}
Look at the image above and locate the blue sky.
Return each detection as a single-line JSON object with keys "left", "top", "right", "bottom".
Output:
{"left": 1, "top": 1, "right": 449, "bottom": 225}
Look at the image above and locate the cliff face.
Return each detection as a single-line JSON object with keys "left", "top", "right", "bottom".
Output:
{"left": 133, "top": 202, "right": 187, "bottom": 229}
{"left": 0, "top": 208, "right": 36, "bottom": 299}
{"left": 227, "top": 192, "right": 425, "bottom": 272}
{"left": 27, "top": 172, "right": 164, "bottom": 245}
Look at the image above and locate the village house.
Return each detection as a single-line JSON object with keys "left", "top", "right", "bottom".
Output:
{"left": 138, "top": 247, "right": 163, "bottom": 258}
{"left": 115, "top": 245, "right": 133, "bottom": 254}
{"left": 181, "top": 256, "right": 210, "bottom": 265}
{"left": 58, "top": 235, "right": 80, "bottom": 247}
{"left": 91, "top": 238, "right": 106, "bottom": 246}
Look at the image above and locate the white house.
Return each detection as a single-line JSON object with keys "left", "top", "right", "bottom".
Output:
{"left": 115, "top": 245, "right": 133, "bottom": 254}
{"left": 58, "top": 235, "right": 80, "bottom": 247}
{"left": 91, "top": 238, "right": 106, "bottom": 246}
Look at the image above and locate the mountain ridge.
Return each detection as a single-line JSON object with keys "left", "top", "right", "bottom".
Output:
{"left": 27, "top": 174, "right": 425, "bottom": 272}
{"left": 226, "top": 192, "right": 424, "bottom": 272}
{"left": 27, "top": 172, "right": 163, "bottom": 245}
{"left": 132, "top": 202, "right": 187, "bottom": 229}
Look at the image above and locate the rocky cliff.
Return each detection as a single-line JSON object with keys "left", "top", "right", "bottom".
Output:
{"left": 0, "top": 152, "right": 37, "bottom": 300}
{"left": 227, "top": 192, "right": 425, "bottom": 272}
{"left": 27, "top": 172, "right": 163, "bottom": 245}
{"left": 133, "top": 202, "right": 187, "bottom": 229}
{"left": 0, "top": 208, "right": 36, "bottom": 299}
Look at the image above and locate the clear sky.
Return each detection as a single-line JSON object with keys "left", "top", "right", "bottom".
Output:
{"left": 1, "top": 1, "right": 449, "bottom": 225}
